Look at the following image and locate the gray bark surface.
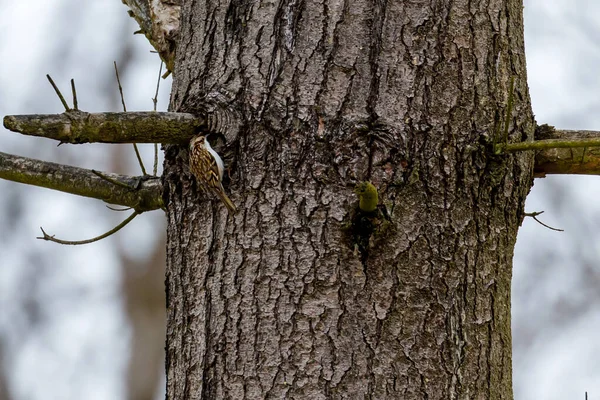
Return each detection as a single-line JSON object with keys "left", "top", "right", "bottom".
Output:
{"left": 164, "top": 1, "right": 534, "bottom": 399}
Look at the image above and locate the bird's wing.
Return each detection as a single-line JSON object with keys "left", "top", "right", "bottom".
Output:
{"left": 206, "top": 155, "right": 222, "bottom": 190}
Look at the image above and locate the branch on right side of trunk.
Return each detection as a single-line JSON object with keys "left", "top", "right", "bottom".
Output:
{"left": 493, "top": 124, "right": 600, "bottom": 176}
{"left": 532, "top": 127, "right": 600, "bottom": 176}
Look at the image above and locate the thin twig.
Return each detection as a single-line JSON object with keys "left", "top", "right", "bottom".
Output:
{"left": 503, "top": 76, "right": 515, "bottom": 144}
{"left": 153, "top": 61, "right": 163, "bottom": 111}
{"left": 114, "top": 61, "right": 147, "bottom": 175}
{"left": 114, "top": 61, "right": 128, "bottom": 113}
{"left": 70, "top": 79, "right": 78, "bottom": 110}
{"left": 153, "top": 146, "right": 159, "bottom": 176}
{"left": 37, "top": 210, "right": 141, "bottom": 245}
{"left": 132, "top": 141, "right": 147, "bottom": 176}
{"left": 46, "top": 74, "right": 70, "bottom": 111}
{"left": 524, "top": 211, "right": 564, "bottom": 232}
{"left": 152, "top": 61, "right": 163, "bottom": 176}
{"left": 91, "top": 169, "right": 136, "bottom": 190}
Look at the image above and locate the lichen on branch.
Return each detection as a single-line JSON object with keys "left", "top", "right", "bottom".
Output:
{"left": 492, "top": 125, "right": 600, "bottom": 175}
{"left": 0, "top": 151, "right": 163, "bottom": 211}
{"left": 3, "top": 111, "right": 202, "bottom": 145}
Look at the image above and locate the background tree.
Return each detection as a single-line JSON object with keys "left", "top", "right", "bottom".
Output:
{"left": 1, "top": 1, "right": 600, "bottom": 400}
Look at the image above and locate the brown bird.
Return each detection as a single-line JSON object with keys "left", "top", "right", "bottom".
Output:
{"left": 188, "top": 135, "right": 237, "bottom": 214}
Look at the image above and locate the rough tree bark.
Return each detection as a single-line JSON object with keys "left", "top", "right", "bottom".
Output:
{"left": 163, "top": 1, "right": 532, "bottom": 399}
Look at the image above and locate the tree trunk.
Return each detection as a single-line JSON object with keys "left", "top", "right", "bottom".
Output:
{"left": 163, "top": 1, "right": 534, "bottom": 399}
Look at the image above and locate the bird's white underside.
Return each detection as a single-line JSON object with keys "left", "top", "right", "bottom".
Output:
{"left": 202, "top": 137, "right": 224, "bottom": 180}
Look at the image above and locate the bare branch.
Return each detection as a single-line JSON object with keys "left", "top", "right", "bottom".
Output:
{"left": 38, "top": 210, "right": 140, "bottom": 245}
{"left": 0, "top": 151, "right": 163, "bottom": 211}
{"left": 494, "top": 124, "right": 600, "bottom": 175}
{"left": 3, "top": 111, "right": 203, "bottom": 144}
{"left": 499, "top": 136, "right": 600, "bottom": 153}
{"left": 524, "top": 211, "right": 564, "bottom": 232}
{"left": 533, "top": 129, "right": 600, "bottom": 176}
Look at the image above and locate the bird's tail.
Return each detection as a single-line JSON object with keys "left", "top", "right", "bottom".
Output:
{"left": 216, "top": 187, "right": 237, "bottom": 214}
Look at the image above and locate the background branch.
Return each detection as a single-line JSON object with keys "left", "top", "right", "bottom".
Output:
{"left": 122, "top": 0, "right": 179, "bottom": 75}
{"left": 0, "top": 151, "right": 163, "bottom": 211}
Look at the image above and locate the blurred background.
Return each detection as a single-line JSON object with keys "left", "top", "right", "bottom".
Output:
{"left": 0, "top": 1, "right": 169, "bottom": 399}
{"left": 0, "top": 0, "right": 597, "bottom": 399}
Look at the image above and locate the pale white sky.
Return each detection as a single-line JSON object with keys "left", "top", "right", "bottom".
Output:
{"left": 0, "top": 1, "right": 598, "bottom": 399}
{"left": 516, "top": 0, "right": 600, "bottom": 398}
{"left": 0, "top": 1, "right": 169, "bottom": 399}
